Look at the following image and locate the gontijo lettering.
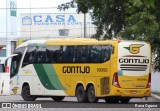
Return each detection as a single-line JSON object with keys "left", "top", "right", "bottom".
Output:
{"left": 119, "top": 58, "right": 149, "bottom": 64}
{"left": 62, "top": 66, "right": 90, "bottom": 74}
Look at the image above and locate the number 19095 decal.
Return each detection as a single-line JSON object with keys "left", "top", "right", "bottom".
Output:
{"left": 97, "top": 68, "right": 108, "bottom": 72}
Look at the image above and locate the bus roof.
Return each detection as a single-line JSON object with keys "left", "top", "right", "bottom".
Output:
{"left": 16, "top": 38, "right": 148, "bottom": 48}
{"left": 17, "top": 38, "right": 116, "bottom": 48}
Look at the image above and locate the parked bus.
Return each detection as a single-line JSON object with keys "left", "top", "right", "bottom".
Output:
{"left": 8, "top": 38, "right": 151, "bottom": 103}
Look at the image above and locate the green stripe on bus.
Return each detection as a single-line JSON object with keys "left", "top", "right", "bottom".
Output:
{"left": 33, "top": 64, "right": 56, "bottom": 90}
{"left": 43, "top": 64, "right": 66, "bottom": 90}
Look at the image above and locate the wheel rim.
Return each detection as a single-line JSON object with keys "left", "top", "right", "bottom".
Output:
{"left": 78, "top": 90, "right": 83, "bottom": 99}
{"left": 89, "top": 89, "right": 95, "bottom": 100}
{"left": 25, "top": 89, "right": 31, "bottom": 97}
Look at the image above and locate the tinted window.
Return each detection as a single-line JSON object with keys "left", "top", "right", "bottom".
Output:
{"left": 22, "top": 46, "right": 38, "bottom": 67}
{"left": 22, "top": 45, "right": 112, "bottom": 67}
{"left": 89, "top": 46, "right": 101, "bottom": 63}
{"left": 37, "top": 47, "right": 46, "bottom": 63}
{"left": 14, "top": 47, "right": 26, "bottom": 63}
{"left": 63, "top": 46, "right": 76, "bottom": 63}
{"left": 46, "top": 46, "right": 63, "bottom": 63}
{"left": 102, "top": 45, "right": 112, "bottom": 62}
{"left": 75, "top": 46, "right": 90, "bottom": 63}
{"left": 13, "top": 47, "right": 26, "bottom": 69}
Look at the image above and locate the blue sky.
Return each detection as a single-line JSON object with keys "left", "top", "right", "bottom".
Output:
{"left": 0, "top": 0, "right": 76, "bottom": 37}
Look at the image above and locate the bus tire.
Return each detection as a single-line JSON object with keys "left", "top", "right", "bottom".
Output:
{"left": 51, "top": 96, "right": 65, "bottom": 101}
{"left": 87, "top": 85, "right": 98, "bottom": 103}
{"left": 105, "top": 97, "right": 119, "bottom": 103}
{"left": 22, "top": 85, "right": 36, "bottom": 101}
{"left": 76, "top": 85, "right": 88, "bottom": 103}
{"left": 120, "top": 98, "right": 130, "bottom": 103}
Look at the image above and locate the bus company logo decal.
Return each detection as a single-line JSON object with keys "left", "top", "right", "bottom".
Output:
{"left": 22, "top": 16, "right": 32, "bottom": 25}
{"left": 124, "top": 44, "right": 143, "bottom": 54}
{"left": 12, "top": 87, "right": 19, "bottom": 94}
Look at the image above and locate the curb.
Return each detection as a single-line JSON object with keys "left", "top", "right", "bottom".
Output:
{"left": 151, "top": 93, "right": 160, "bottom": 100}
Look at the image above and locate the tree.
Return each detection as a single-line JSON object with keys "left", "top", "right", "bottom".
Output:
{"left": 58, "top": 0, "right": 160, "bottom": 71}
{"left": 58, "top": 0, "right": 126, "bottom": 39}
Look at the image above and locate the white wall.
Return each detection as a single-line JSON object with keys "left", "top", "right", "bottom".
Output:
{"left": 151, "top": 71, "right": 160, "bottom": 93}
{"left": 20, "top": 13, "right": 96, "bottom": 39}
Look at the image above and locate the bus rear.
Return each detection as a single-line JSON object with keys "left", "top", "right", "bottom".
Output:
{"left": 112, "top": 41, "right": 151, "bottom": 98}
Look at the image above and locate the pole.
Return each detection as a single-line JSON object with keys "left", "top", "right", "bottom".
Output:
{"left": 29, "top": 4, "right": 31, "bottom": 40}
{"left": 6, "top": 0, "right": 8, "bottom": 46}
{"left": 84, "top": 13, "right": 86, "bottom": 38}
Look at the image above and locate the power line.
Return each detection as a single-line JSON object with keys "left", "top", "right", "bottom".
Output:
{"left": 0, "top": 27, "right": 96, "bottom": 33}
{"left": 0, "top": 7, "right": 76, "bottom": 10}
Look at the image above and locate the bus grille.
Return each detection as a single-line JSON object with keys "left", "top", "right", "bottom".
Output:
{"left": 120, "top": 64, "right": 147, "bottom": 71}
{"left": 100, "top": 77, "right": 110, "bottom": 95}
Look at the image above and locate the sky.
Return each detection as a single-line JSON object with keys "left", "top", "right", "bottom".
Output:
{"left": 0, "top": 0, "right": 76, "bottom": 37}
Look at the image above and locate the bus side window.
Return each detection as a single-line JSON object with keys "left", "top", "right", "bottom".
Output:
{"left": 57, "top": 46, "right": 63, "bottom": 63}
{"left": 46, "top": 47, "right": 53, "bottom": 63}
{"left": 37, "top": 47, "right": 46, "bottom": 63}
{"left": 76, "top": 46, "right": 88, "bottom": 63}
{"left": 90, "top": 45, "right": 101, "bottom": 63}
{"left": 75, "top": 46, "right": 80, "bottom": 62}
{"left": 48, "top": 46, "right": 63, "bottom": 63}
{"left": 102, "top": 45, "right": 112, "bottom": 62}
{"left": 29, "top": 49, "right": 38, "bottom": 63}
{"left": 63, "top": 46, "right": 75, "bottom": 63}
{"left": 22, "top": 46, "right": 37, "bottom": 67}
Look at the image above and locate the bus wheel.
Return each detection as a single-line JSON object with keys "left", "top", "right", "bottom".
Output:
{"left": 87, "top": 85, "right": 98, "bottom": 103}
{"left": 105, "top": 97, "right": 119, "bottom": 103}
{"left": 22, "top": 85, "right": 36, "bottom": 101}
{"left": 76, "top": 85, "right": 88, "bottom": 103}
{"left": 51, "top": 96, "right": 65, "bottom": 101}
{"left": 120, "top": 98, "right": 130, "bottom": 103}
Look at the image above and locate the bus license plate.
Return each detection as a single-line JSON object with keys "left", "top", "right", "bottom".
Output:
{"left": 130, "top": 90, "right": 137, "bottom": 94}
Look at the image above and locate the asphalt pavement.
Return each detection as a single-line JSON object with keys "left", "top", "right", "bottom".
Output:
{"left": 0, "top": 95, "right": 159, "bottom": 111}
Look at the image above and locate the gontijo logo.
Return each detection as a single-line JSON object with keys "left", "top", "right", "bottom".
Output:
{"left": 124, "top": 44, "right": 143, "bottom": 54}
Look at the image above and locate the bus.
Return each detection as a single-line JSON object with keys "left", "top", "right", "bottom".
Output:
{"left": 8, "top": 38, "right": 151, "bottom": 103}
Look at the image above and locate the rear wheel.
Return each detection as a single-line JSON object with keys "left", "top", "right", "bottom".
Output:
{"left": 51, "top": 96, "right": 65, "bottom": 101}
{"left": 105, "top": 97, "right": 119, "bottom": 103}
{"left": 120, "top": 98, "right": 130, "bottom": 103}
{"left": 87, "top": 85, "right": 98, "bottom": 103}
{"left": 22, "top": 85, "right": 36, "bottom": 101}
{"left": 76, "top": 85, "right": 88, "bottom": 103}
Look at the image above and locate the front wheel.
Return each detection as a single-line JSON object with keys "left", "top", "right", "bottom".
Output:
{"left": 22, "top": 85, "right": 36, "bottom": 101}
{"left": 51, "top": 96, "right": 65, "bottom": 101}
{"left": 87, "top": 85, "right": 98, "bottom": 103}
